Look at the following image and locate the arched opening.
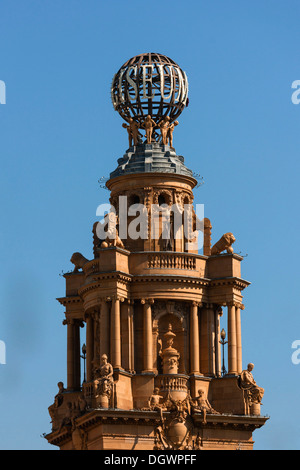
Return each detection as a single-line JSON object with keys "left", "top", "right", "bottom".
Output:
{"left": 158, "top": 194, "right": 166, "bottom": 206}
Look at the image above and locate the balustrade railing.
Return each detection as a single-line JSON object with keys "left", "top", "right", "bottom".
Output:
{"left": 148, "top": 253, "right": 196, "bottom": 270}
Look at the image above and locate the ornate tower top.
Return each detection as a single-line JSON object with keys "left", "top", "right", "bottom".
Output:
{"left": 109, "top": 53, "right": 193, "bottom": 181}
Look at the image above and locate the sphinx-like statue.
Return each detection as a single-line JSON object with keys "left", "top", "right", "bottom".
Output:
{"left": 211, "top": 232, "right": 236, "bottom": 255}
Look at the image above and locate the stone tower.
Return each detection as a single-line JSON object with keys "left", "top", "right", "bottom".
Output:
{"left": 45, "top": 53, "right": 267, "bottom": 450}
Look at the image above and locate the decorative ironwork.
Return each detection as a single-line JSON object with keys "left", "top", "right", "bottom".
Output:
{"left": 192, "top": 172, "right": 205, "bottom": 189}
{"left": 98, "top": 176, "right": 109, "bottom": 191}
{"left": 111, "top": 53, "right": 189, "bottom": 126}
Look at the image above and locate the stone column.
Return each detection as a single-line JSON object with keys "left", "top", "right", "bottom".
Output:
{"left": 236, "top": 304, "right": 244, "bottom": 374}
{"left": 73, "top": 320, "right": 82, "bottom": 390}
{"left": 64, "top": 318, "right": 75, "bottom": 390}
{"left": 215, "top": 306, "right": 223, "bottom": 377}
{"left": 142, "top": 298, "right": 154, "bottom": 373}
{"left": 227, "top": 303, "right": 237, "bottom": 375}
{"left": 190, "top": 301, "right": 200, "bottom": 375}
{"left": 199, "top": 304, "right": 215, "bottom": 376}
{"left": 121, "top": 301, "right": 130, "bottom": 371}
{"left": 128, "top": 300, "right": 135, "bottom": 373}
{"left": 64, "top": 318, "right": 82, "bottom": 390}
{"left": 85, "top": 313, "right": 94, "bottom": 383}
{"left": 100, "top": 298, "right": 110, "bottom": 360}
{"left": 111, "top": 296, "right": 123, "bottom": 369}
{"left": 207, "top": 304, "right": 216, "bottom": 376}
{"left": 199, "top": 306, "right": 206, "bottom": 374}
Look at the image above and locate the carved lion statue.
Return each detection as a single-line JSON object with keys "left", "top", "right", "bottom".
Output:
{"left": 70, "top": 252, "right": 90, "bottom": 272}
{"left": 211, "top": 232, "right": 236, "bottom": 256}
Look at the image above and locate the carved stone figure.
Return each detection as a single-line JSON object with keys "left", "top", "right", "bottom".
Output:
{"left": 93, "top": 354, "right": 114, "bottom": 407}
{"left": 57, "top": 402, "right": 75, "bottom": 433}
{"left": 77, "top": 394, "right": 88, "bottom": 415}
{"left": 48, "top": 382, "right": 66, "bottom": 429}
{"left": 192, "top": 389, "right": 219, "bottom": 424}
{"left": 141, "top": 115, "right": 156, "bottom": 144}
{"left": 54, "top": 381, "right": 65, "bottom": 407}
{"left": 240, "top": 363, "right": 264, "bottom": 405}
{"left": 145, "top": 387, "right": 167, "bottom": 422}
{"left": 70, "top": 252, "right": 90, "bottom": 272}
{"left": 100, "top": 212, "right": 125, "bottom": 249}
{"left": 211, "top": 232, "right": 236, "bottom": 255}
{"left": 154, "top": 391, "right": 194, "bottom": 450}
{"left": 167, "top": 120, "right": 178, "bottom": 148}
{"left": 157, "top": 116, "right": 170, "bottom": 145}
{"left": 122, "top": 118, "right": 141, "bottom": 147}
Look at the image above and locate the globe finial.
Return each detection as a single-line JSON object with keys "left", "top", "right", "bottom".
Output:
{"left": 111, "top": 52, "right": 189, "bottom": 126}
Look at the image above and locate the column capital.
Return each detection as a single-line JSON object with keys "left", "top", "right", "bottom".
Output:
{"left": 191, "top": 300, "right": 202, "bottom": 308}
{"left": 111, "top": 295, "right": 125, "bottom": 302}
{"left": 84, "top": 309, "right": 98, "bottom": 320}
{"left": 216, "top": 306, "right": 223, "bottom": 316}
{"left": 141, "top": 298, "right": 154, "bottom": 305}
{"left": 227, "top": 301, "right": 244, "bottom": 309}
{"left": 203, "top": 302, "right": 214, "bottom": 309}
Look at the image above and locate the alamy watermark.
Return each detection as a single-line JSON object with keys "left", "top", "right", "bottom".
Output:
{"left": 291, "top": 340, "right": 300, "bottom": 365}
{"left": 0, "top": 80, "right": 6, "bottom": 104}
{"left": 0, "top": 340, "right": 6, "bottom": 365}
{"left": 95, "top": 197, "right": 204, "bottom": 251}
{"left": 291, "top": 80, "right": 300, "bottom": 104}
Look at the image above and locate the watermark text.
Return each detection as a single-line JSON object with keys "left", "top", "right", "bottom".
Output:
{"left": 0, "top": 80, "right": 6, "bottom": 104}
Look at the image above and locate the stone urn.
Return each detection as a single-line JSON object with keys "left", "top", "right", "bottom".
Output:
{"left": 161, "top": 324, "right": 180, "bottom": 375}
{"left": 166, "top": 417, "right": 190, "bottom": 449}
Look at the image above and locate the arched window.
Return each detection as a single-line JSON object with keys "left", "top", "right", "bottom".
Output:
{"left": 158, "top": 194, "right": 166, "bottom": 206}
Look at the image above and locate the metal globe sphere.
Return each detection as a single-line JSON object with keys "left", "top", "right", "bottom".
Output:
{"left": 111, "top": 52, "right": 189, "bottom": 125}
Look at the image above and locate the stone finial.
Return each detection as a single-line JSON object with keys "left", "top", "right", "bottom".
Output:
{"left": 161, "top": 324, "right": 180, "bottom": 375}
{"left": 203, "top": 218, "right": 212, "bottom": 256}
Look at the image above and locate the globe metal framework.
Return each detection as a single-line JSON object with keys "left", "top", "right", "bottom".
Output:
{"left": 111, "top": 53, "right": 189, "bottom": 125}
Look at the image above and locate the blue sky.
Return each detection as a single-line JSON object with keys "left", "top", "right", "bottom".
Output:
{"left": 0, "top": 0, "right": 299, "bottom": 450}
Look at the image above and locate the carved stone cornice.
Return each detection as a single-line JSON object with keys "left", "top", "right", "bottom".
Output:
{"left": 57, "top": 296, "right": 83, "bottom": 307}
{"left": 62, "top": 318, "right": 84, "bottom": 327}
{"left": 209, "top": 277, "right": 250, "bottom": 292}
{"left": 133, "top": 275, "right": 209, "bottom": 287}
{"left": 45, "top": 408, "right": 269, "bottom": 448}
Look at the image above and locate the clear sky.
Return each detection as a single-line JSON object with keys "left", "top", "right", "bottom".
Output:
{"left": 0, "top": 0, "right": 299, "bottom": 450}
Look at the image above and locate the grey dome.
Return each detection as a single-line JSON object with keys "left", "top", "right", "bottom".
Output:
{"left": 109, "top": 142, "right": 194, "bottom": 180}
